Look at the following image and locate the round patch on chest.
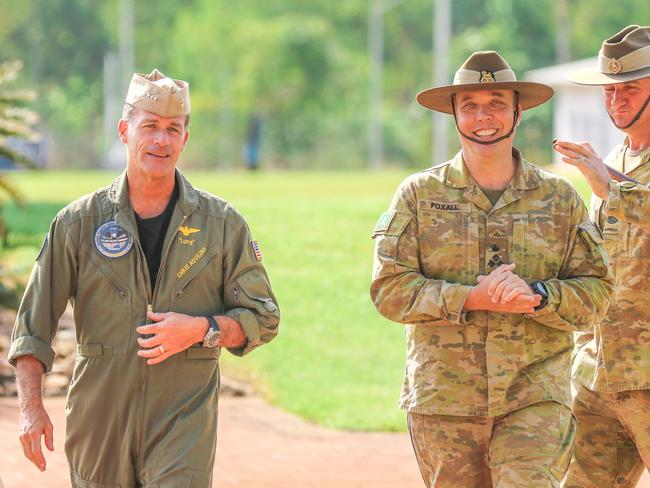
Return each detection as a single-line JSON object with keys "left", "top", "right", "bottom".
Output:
{"left": 95, "top": 220, "right": 133, "bottom": 258}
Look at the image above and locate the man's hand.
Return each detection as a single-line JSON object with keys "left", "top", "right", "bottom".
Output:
{"left": 464, "top": 263, "right": 541, "bottom": 313}
{"left": 18, "top": 404, "right": 54, "bottom": 472}
{"left": 137, "top": 311, "right": 209, "bottom": 365}
{"left": 136, "top": 312, "right": 247, "bottom": 365}
{"left": 15, "top": 355, "right": 53, "bottom": 472}
{"left": 553, "top": 139, "right": 611, "bottom": 200}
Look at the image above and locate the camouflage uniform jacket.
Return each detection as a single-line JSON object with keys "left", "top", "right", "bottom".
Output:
{"left": 574, "top": 142, "right": 650, "bottom": 393}
{"left": 371, "top": 149, "right": 612, "bottom": 417}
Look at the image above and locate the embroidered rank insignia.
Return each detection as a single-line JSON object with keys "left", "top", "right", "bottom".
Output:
{"left": 251, "top": 240, "right": 263, "bottom": 261}
{"left": 374, "top": 210, "right": 396, "bottom": 233}
{"left": 479, "top": 70, "right": 496, "bottom": 83}
{"left": 36, "top": 233, "right": 48, "bottom": 261}
{"left": 178, "top": 225, "right": 200, "bottom": 237}
{"left": 95, "top": 221, "right": 133, "bottom": 258}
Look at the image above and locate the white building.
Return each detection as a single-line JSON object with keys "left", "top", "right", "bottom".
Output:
{"left": 526, "top": 57, "right": 624, "bottom": 164}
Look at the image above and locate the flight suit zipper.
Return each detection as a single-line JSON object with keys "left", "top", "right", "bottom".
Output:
{"left": 135, "top": 214, "right": 187, "bottom": 471}
{"left": 134, "top": 238, "right": 153, "bottom": 474}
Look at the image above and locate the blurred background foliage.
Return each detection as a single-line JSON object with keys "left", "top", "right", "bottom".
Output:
{"left": 0, "top": 0, "right": 648, "bottom": 169}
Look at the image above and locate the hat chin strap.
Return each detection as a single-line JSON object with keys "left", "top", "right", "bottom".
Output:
{"left": 451, "top": 93, "right": 519, "bottom": 145}
{"left": 610, "top": 93, "right": 650, "bottom": 130}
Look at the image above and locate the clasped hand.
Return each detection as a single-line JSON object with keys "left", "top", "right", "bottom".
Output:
{"left": 136, "top": 311, "right": 207, "bottom": 365}
{"left": 464, "top": 263, "right": 542, "bottom": 314}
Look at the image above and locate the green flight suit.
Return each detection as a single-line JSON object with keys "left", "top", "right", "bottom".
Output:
{"left": 8, "top": 170, "right": 280, "bottom": 487}
{"left": 371, "top": 149, "right": 612, "bottom": 487}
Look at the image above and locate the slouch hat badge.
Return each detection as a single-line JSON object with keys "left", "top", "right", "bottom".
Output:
{"left": 95, "top": 221, "right": 133, "bottom": 258}
{"left": 608, "top": 58, "right": 623, "bottom": 74}
{"left": 479, "top": 70, "right": 496, "bottom": 82}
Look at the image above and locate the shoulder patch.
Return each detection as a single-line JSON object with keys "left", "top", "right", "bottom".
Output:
{"left": 374, "top": 210, "right": 396, "bottom": 234}
{"left": 36, "top": 234, "right": 48, "bottom": 261}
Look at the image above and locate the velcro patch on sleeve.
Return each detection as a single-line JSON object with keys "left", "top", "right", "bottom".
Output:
{"left": 374, "top": 210, "right": 396, "bottom": 234}
{"left": 373, "top": 210, "right": 412, "bottom": 238}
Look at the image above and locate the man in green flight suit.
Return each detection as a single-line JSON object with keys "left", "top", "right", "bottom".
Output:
{"left": 370, "top": 51, "right": 612, "bottom": 487}
{"left": 554, "top": 25, "right": 650, "bottom": 488}
{"left": 8, "top": 69, "right": 280, "bottom": 487}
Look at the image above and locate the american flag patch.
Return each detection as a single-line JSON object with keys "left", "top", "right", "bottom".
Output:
{"left": 250, "top": 240, "right": 263, "bottom": 261}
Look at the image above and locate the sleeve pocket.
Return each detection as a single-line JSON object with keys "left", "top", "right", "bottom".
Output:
{"left": 578, "top": 222, "right": 604, "bottom": 250}
{"left": 372, "top": 211, "right": 412, "bottom": 238}
{"left": 372, "top": 211, "right": 412, "bottom": 263}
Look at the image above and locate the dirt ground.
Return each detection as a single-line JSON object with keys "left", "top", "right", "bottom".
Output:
{"left": 0, "top": 396, "right": 423, "bottom": 488}
{"left": 1, "top": 396, "right": 649, "bottom": 488}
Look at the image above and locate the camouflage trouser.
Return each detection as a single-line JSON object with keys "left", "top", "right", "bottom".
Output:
{"left": 561, "top": 381, "right": 650, "bottom": 488}
{"left": 407, "top": 401, "right": 575, "bottom": 488}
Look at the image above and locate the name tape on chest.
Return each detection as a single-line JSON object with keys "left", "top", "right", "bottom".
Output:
{"left": 176, "top": 246, "right": 207, "bottom": 278}
{"left": 419, "top": 200, "right": 472, "bottom": 213}
{"left": 95, "top": 221, "right": 133, "bottom": 258}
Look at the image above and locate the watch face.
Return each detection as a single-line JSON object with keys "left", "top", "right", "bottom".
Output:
{"left": 203, "top": 329, "right": 222, "bottom": 348}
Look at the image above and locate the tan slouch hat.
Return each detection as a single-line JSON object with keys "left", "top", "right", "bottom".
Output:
{"left": 569, "top": 25, "right": 650, "bottom": 85}
{"left": 416, "top": 51, "right": 553, "bottom": 114}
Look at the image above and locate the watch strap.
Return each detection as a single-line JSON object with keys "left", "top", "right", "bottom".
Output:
{"left": 531, "top": 281, "right": 549, "bottom": 311}
{"left": 206, "top": 315, "right": 220, "bottom": 333}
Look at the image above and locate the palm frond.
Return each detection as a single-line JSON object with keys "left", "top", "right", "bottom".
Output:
{"left": 0, "top": 145, "right": 38, "bottom": 169}
{"left": 0, "top": 173, "right": 25, "bottom": 205}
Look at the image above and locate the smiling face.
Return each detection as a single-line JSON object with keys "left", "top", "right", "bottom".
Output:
{"left": 454, "top": 89, "right": 519, "bottom": 146}
{"left": 602, "top": 77, "right": 650, "bottom": 129}
{"left": 118, "top": 107, "right": 189, "bottom": 181}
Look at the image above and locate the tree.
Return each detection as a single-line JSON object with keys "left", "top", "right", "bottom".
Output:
{"left": 0, "top": 59, "right": 38, "bottom": 244}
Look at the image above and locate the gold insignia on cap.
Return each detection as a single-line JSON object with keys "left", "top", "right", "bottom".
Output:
{"left": 178, "top": 99, "right": 184, "bottom": 111}
{"left": 608, "top": 58, "right": 623, "bottom": 74}
{"left": 479, "top": 70, "right": 496, "bottom": 83}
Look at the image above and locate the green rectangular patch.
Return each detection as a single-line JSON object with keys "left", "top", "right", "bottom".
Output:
{"left": 374, "top": 210, "right": 396, "bottom": 233}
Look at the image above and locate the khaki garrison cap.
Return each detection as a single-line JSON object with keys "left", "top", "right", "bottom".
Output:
{"left": 125, "top": 68, "right": 190, "bottom": 117}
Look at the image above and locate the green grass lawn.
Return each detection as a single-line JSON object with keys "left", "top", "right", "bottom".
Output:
{"left": 0, "top": 167, "right": 593, "bottom": 431}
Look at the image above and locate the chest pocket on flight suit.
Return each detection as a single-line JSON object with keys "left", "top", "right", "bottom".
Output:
{"left": 76, "top": 244, "right": 133, "bottom": 356}
{"left": 171, "top": 246, "right": 222, "bottom": 313}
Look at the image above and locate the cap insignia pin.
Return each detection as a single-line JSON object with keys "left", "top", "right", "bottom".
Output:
{"left": 479, "top": 70, "right": 496, "bottom": 83}
{"left": 609, "top": 58, "right": 623, "bottom": 74}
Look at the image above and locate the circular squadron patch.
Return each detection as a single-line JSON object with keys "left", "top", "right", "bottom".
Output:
{"left": 95, "top": 221, "right": 133, "bottom": 258}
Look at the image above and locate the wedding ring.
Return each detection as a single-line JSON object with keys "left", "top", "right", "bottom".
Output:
{"left": 158, "top": 345, "right": 165, "bottom": 354}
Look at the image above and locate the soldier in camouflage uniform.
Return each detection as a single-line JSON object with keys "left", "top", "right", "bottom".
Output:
{"left": 554, "top": 26, "right": 650, "bottom": 488}
{"left": 371, "top": 51, "right": 612, "bottom": 488}
{"left": 8, "top": 69, "right": 280, "bottom": 487}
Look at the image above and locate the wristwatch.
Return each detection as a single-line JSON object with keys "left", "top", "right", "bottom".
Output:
{"left": 202, "top": 315, "right": 222, "bottom": 348}
{"left": 530, "top": 281, "right": 549, "bottom": 311}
